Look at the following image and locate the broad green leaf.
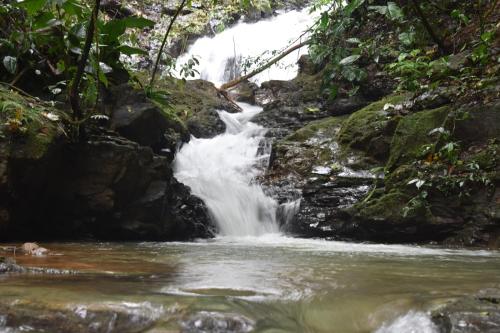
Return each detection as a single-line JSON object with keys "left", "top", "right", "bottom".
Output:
{"left": 343, "top": 0, "right": 365, "bottom": 17}
{"left": 341, "top": 65, "right": 366, "bottom": 82}
{"left": 102, "top": 17, "right": 155, "bottom": 42}
{"left": 62, "top": 0, "right": 86, "bottom": 17}
{"left": 117, "top": 45, "right": 148, "bottom": 56}
{"left": 339, "top": 54, "right": 361, "bottom": 65}
{"left": 399, "top": 31, "right": 415, "bottom": 46}
{"left": 3, "top": 56, "right": 17, "bottom": 74}
{"left": 98, "top": 69, "right": 109, "bottom": 87}
{"left": 387, "top": 2, "right": 404, "bottom": 21}
{"left": 368, "top": 5, "right": 387, "bottom": 15}
{"left": 16, "top": 0, "right": 48, "bottom": 15}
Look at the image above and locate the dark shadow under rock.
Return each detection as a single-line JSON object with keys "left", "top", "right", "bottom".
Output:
{"left": 3, "top": 132, "right": 213, "bottom": 241}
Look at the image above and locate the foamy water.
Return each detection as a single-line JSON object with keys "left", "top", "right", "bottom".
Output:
{"left": 176, "top": 7, "right": 317, "bottom": 86}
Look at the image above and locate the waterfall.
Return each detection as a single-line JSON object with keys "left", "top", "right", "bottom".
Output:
{"left": 173, "top": 8, "right": 316, "bottom": 236}
{"left": 175, "top": 7, "right": 316, "bottom": 86}
{"left": 174, "top": 104, "right": 279, "bottom": 236}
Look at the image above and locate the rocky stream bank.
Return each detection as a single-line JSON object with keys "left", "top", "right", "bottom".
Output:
{"left": 0, "top": 78, "right": 245, "bottom": 241}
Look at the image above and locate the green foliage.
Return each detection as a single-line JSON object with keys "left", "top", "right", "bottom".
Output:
{"left": 388, "top": 50, "right": 451, "bottom": 91}
{"left": 309, "top": 0, "right": 371, "bottom": 97}
{"left": 1, "top": 0, "right": 153, "bottom": 105}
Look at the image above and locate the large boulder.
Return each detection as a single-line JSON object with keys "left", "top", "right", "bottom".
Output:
{"left": 4, "top": 132, "right": 213, "bottom": 241}
{"left": 338, "top": 94, "right": 410, "bottom": 162}
{"left": 165, "top": 79, "right": 241, "bottom": 138}
{"left": 0, "top": 87, "right": 64, "bottom": 238}
{"left": 336, "top": 101, "right": 500, "bottom": 246}
{"left": 0, "top": 86, "right": 213, "bottom": 241}
{"left": 109, "top": 84, "right": 188, "bottom": 157}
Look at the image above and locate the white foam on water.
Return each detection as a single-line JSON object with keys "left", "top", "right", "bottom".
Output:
{"left": 173, "top": 103, "right": 279, "bottom": 236}
{"left": 175, "top": 7, "right": 317, "bottom": 86}
{"left": 375, "top": 311, "right": 438, "bottom": 333}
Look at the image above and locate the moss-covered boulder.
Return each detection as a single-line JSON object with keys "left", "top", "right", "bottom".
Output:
{"left": 0, "top": 86, "right": 63, "bottom": 234}
{"left": 0, "top": 87, "right": 63, "bottom": 161}
{"left": 0, "top": 85, "right": 213, "bottom": 242}
{"left": 387, "top": 106, "right": 451, "bottom": 170}
{"left": 158, "top": 78, "right": 241, "bottom": 138}
{"left": 270, "top": 116, "right": 346, "bottom": 178}
{"left": 338, "top": 94, "right": 409, "bottom": 161}
{"left": 109, "top": 83, "right": 187, "bottom": 158}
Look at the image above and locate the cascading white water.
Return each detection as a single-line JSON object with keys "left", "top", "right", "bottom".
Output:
{"left": 175, "top": 7, "right": 317, "bottom": 86}
{"left": 173, "top": 8, "right": 317, "bottom": 236}
{"left": 174, "top": 104, "right": 279, "bottom": 236}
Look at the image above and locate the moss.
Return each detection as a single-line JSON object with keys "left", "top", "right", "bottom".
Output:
{"left": 353, "top": 190, "right": 411, "bottom": 223}
{"left": 385, "top": 164, "right": 417, "bottom": 191}
{"left": 387, "top": 106, "right": 451, "bottom": 170}
{"left": 470, "top": 143, "right": 499, "bottom": 172}
{"left": 285, "top": 116, "right": 346, "bottom": 143}
{"left": 337, "top": 94, "right": 409, "bottom": 160}
{"left": 0, "top": 86, "right": 61, "bottom": 160}
{"left": 272, "top": 116, "right": 346, "bottom": 177}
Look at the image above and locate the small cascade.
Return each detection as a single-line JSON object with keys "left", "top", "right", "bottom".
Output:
{"left": 173, "top": 103, "right": 280, "bottom": 236}
{"left": 174, "top": 8, "right": 317, "bottom": 236}
{"left": 175, "top": 7, "right": 316, "bottom": 86}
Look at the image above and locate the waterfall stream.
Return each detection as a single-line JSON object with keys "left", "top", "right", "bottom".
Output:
{"left": 175, "top": 7, "right": 316, "bottom": 85}
{"left": 173, "top": 8, "right": 316, "bottom": 236}
{"left": 173, "top": 104, "right": 279, "bottom": 236}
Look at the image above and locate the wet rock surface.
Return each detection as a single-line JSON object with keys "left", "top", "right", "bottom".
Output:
{"left": 0, "top": 301, "right": 159, "bottom": 333}
{"left": 256, "top": 80, "right": 378, "bottom": 236}
{"left": 256, "top": 61, "right": 499, "bottom": 245}
{"left": 164, "top": 79, "right": 241, "bottom": 139}
{"left": 181, "top": 311, "right": 254, "bottom": 333}
{"left": 432, "top": 289, "right": 500, "bottom": 333}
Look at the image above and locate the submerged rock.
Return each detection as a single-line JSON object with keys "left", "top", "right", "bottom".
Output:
{"left": 181, "top": 311, "right": 254, "bottom": 333}
{"left": 0, "top": 257, "right": 26, "bottom": 274}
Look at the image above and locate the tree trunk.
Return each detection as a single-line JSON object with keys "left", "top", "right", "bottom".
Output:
{"left": 411, "top": 0, "right": 447, "bottom": 54}
{"left": 150, "top": 0, "right": 188, "bottom": 87}
{"left": 69, "top": 0, "right": 101, "bottom": 139}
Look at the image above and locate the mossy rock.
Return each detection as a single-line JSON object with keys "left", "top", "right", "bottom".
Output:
{"left": 385, "top": 164, "right": 417, "bottom": 191}
{"left": 144, "top": 77, "right": 240, "bottom": 138}
{"left": 271, "top": 116, "right": 346, "bottom": 177}
{"left": 352, "top": 190, "right": 411, "bottom": 223}
{"left": 470, "top": 143, "right": 499, "bottom": 172}
{"left": 453, "top": 102, "right": 500, "bottom": 144}
{"left": 285, "top": 115, "right": 346, "bottom": 143}
{"left": 0, "top": 86, "right": 62, "bottom": 161}
{"left": 337, "top": 94, "right": 409, "bottom": 161}
{"left": 387, "top": 106, "right": 450, "bottom": 170}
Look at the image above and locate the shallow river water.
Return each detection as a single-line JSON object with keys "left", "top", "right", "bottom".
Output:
{"left": 2, "top": 5, "right": 499, "bottom": 333}
{"left": 1, "top": 237, "right": 500, "bottom": 332}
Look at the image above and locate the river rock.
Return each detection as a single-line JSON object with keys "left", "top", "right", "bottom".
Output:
{"left": 181, "top": 311, "right": 254, "bottom": 333}
{"left": 163, "top": 79, "right": 241, "bottom": 138}
{"left": 2, "top": 129, "right": 212, "bottom": 241}
{"left": 0, "top": 301, "right": 159, "bottom": 333}
{"left": 0, "top": 257, "right": 26, "bottom": 274}
{"left": 109, "top": 84, "right": 188, "bottom": 156}
{"left": 432, "top": 289, "right": 500, "bottom": 333}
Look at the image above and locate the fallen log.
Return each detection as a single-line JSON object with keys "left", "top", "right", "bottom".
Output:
{"left": 219, "top": 39, "right": 310, "bottom": 90}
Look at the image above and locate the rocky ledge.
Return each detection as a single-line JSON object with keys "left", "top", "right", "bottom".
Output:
{"left": 251, "top": 56, "right": 499, "bottom": 247}
{"left": 0, "top": 77, "right": 241, "bottom": 241}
